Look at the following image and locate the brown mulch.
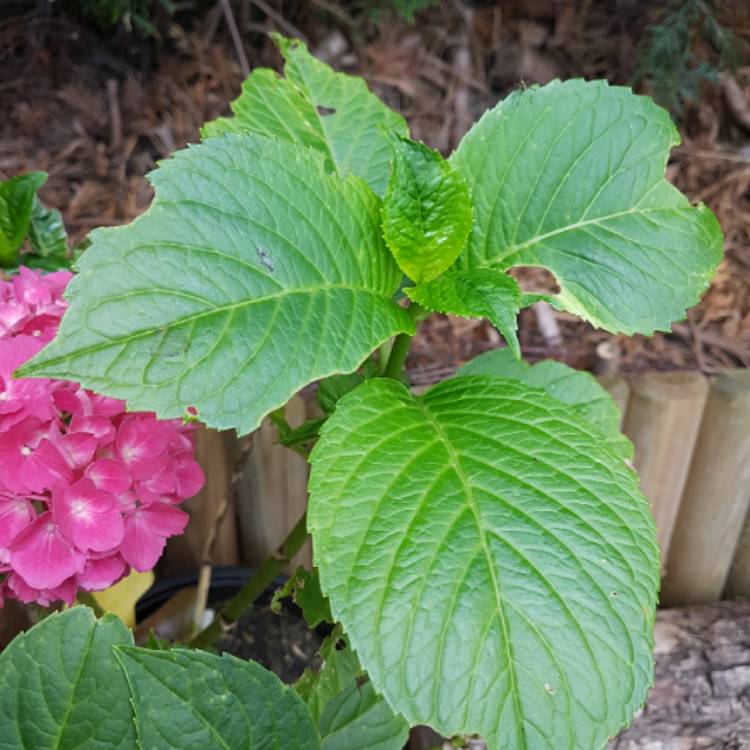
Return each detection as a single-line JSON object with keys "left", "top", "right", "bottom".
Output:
{"left": 1, "top": 1, "right": 749, "bottom": 378}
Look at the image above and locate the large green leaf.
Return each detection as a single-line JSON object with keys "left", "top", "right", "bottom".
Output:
{"left": 296, "top": 634, "right": 409, "bottom": 750}
{"left": 20, "top": 134, "right": 412, "bottom": 434}
{"left": 406, "top": 268, "right": 523, "bottom": 357}
{"left": 308, "top": 376, "right": 659, "bottom": 749}
{"left": 203, "top": 35, "right": 408, "bottom": 196}
{"left": 450, "top": 79, "right": 723, "bottom": 334}
{"left": 458, "top": 349, "right": 632, "bottom": 459}
{"left": 381, "top": 135, "right": 472, "bottom": 283}
{"left": 0, "top": 172, "right": 46, "bottom": 266}
{"left": 116, "top": 647, "right": 319, "bottom": 750}
{"left": 0, "top": 607, "right": 135, "bottom": 750}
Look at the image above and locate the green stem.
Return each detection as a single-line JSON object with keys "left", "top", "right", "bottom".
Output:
{"left": 76, "top": 590, "right": 105, "bottom": 617}
{"left": 382, "top": 303, "right": 425, "bottom": 380}
{"left": 189, "top": 511, "right": 309, "bottom": 649}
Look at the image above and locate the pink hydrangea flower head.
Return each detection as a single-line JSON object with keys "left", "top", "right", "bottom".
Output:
{"left": 0, "top": 267, "right": 204, "bottom": 608}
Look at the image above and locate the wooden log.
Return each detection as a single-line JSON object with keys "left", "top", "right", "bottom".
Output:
{"left": 661, "top": 370, "right": 750, "bottom": 606}
{"left": 724, "top": 509, "right": 750, "bottom": 599}
{"left": 622, "top": 371, "right": 709, "bottom": 565}
{"left": 162, "top": 427, "right": 240, "bottom": 574}
{"left": 236, "top": 395, "right": 312, "bottom": 571}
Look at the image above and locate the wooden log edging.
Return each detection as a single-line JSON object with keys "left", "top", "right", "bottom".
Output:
{"left": 623, "top": 372, "right": 709, "bottom": 564}
{"left": 661, "top": 370, "right": 750, "bottom": 606}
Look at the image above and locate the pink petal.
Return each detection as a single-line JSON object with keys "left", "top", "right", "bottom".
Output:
{"left": 85, "top": 458, "right": 131, "bottom": 494}
{"left": 120, "top": 516, "right": 167, "bottom": 572}
{"left": 53, "top": 479, "right": 124, "bottom": 553}
{"left": 0, "top": 496, "right": 35, "bottom": 555}
{"left": 173, "top": 455, "right": 205, "bottom": 498}
{"left": 9, "top": 512, "right": 85, "bottom": 589}
{"left": 71, "top": 415, "right": 116, "bottom": 445}
{"left": 7, "top": 572, "right": 77, "bottom": 607}
{"left": 116, "top": 418, "right": 171, "bottom": 479}
{"left": 47, "top": 430, "right": 99, "bottom": 470}
{"left": 120, "top": 503, "right": 187, "bottom": 571}
{"left": 77, "top": 554, "right": 127, "bottom": 591}
{"left": 20, "top": 438, "right": 73, "bottom": 492}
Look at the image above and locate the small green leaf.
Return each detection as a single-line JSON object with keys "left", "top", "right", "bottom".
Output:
{"left": 19, "top": 134, "right": 413, "bottom": 434}
{"left": 116, "top": 647, "right": 320, "bottom": 750}
{"left": 318, "top": 681, "right": 409, "bottom": 750}
{"left": 451, "top": 79, "right": 723, "bottom": 335}
{"left": 458, "top": 349, "right": 633, "bottom": 459}
{"left": 317, "top": 372, "right": 366, "bottom": 414}
{"left": 296, "top": 632, "right": 360, "bottom": 722}
{"left": 296, "top": 633, "right": 409, "bottom": 750}
{"left": 382, "top": 136, "right": 472, "bottom": 283}
{"left": 309, "top": 377, "right": 658, "bottom": 748}
{"left": 0, "top": 172, "right": 46, "bottom": 266}
{"left": 203, "top": 35, "right": 408, "bottom": 195}
{"left": 272, "top": 566, "right": 333, "bottom": 628}
{"left": 407, "top": 268, "right": 523, "bottom": 357}
{"left": 26, "top": 195, "right": 69, "bottom": 269}
{"left": 0, "top": 607, "right": 135, "bottom": 750}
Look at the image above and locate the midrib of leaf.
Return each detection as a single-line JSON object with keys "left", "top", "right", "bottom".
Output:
{"left": 415, "top": 398, "right": 526, "bottom": 743}
{"left": 51, "top": 623, "right": 96, "bottom": 750}
{"left": 486, "top": 202, "right": 682, "bottom": 268}
{"left": 22, "top": 284, "right": 395, "bottom": 374}
{"left": 289, "top": 68, "right": 340, "bottom": 177}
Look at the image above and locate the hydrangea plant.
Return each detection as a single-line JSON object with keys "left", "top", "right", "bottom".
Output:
{"left": 1, "top": 36, "right": 722, "bottom": 749}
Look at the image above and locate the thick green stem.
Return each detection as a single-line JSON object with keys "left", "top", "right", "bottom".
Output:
{"left": 383, "top": 303, "right": 425, "bottom": 380}
{"left": 189, "top": 511, "right": 309, "bottom": 649}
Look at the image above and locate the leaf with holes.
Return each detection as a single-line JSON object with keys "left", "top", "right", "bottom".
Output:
{"left": 382, "top": 135, "right": 472, "bottom": 283}
{"left": 19, "top": 134, "right": 413, "bottom": 434}
{"left": 115, "top": 647, "right": 319, "bottom": 750}
{"left": 451, "top": 79, "right": 723, "bottom": 334}
{"left": 308, "top": 376, "right": 659, "bottom": 749}
{"left": 0, "top": 607, "right": 135, "bottom": 750}
{"left": 202, "top": 35, "right": 408, "bottom": 196}
{"left": 458, "top": 348, "right": 632, "bottom": 459}
{"left": 406, "top": 268, "right": 523, "bottom": 358}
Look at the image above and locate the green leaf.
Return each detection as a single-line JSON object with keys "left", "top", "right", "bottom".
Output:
{"left": 451, "top": 79, "right": 723, "bottom": 335}
{"left": 26, "top": 195, "right": 69, "bottom": 269}
{"left": 458, "top": 349, "right": 633, "bottom": 459}
{"left": 0, "top": 172, "right": 46, "bottom": 266}
{"left": 308, "top": 376, "right": 659, "bottom": 749}
{"left": 0, "top": 607, "right": 135, "bottom": 750}
{"left": 318, "top": 372, "right": 366, "bottom": 414}
{"left": 271, "top": 566, "right": 333, "bottom": 628}
{"left": 296, "top": 632, "right": 360, "bottom": 722}
{"left": 19, "top": 134, "right": 413, "bottom": 434}
{"left": 406, "top": 268, "right": 523, "bottom": 357}
{"left": 296, "top": 633, "right": 409, "bottom": 750}
{"left": 202, "top": 35, "right": 408, "bottom": 196}
{"left": 318, "top": 681, "right": 409, "bottom": 750}
{"left": 115, "top": 646, "right": 320, "bottom": 750}
{"left": 382, "top": 135, "right": 472, "bottom": 283}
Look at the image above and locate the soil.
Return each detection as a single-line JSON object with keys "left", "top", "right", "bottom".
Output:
{"left": 216, "top": 596, "right": 325, "bottom": 682}
{"left": 1, "top": 0, "right": 749, "bottom": 379}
